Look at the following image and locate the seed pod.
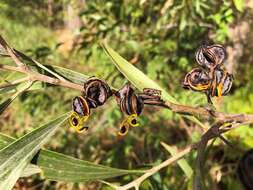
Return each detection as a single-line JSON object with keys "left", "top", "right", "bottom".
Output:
{"left": 115, "top": 84, "right": 163, "bottom": 136}
{"left": 195, "top": 44, "right": 226, "bottom": 69}
{"left": 72, "top": 96, "right": 90, "bottom": 116}
{"left": 182, "top": 68, "right": 211, "bottom": 92}
{"left": 211, "top": 69, "right": 233, "bottom": 97}
{"left": 115, "top": 84, "right": 144, "bottom": 116}
{"left": 83, "top": 78, "right": 112, "bottom": 108}
{"left": 69, "top": 96, "right": 90, "bottom": 133}
{"left": 237, "top": 149, "right": 253, "bottom": 190}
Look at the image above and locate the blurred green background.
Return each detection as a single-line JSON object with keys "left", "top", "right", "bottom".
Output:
{"left": 0, "top": 0, "right": 253, "bottom": 189}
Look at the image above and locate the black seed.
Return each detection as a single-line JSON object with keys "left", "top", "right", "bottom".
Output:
{"left": 131, "top": 119, "right": 137, "bottom": 125}
{"left": 72, "top": 117, "right": 78, "bottom": 126}
{"left": 120, "top": 125, "right": 127, "bottom": 134}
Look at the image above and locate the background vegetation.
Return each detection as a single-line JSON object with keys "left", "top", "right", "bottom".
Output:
{"left": 0, "top": 0, "right": 253, "bottom": 189}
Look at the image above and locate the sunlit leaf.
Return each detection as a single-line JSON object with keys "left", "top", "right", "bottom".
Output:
{"left": 0, "top": 114, "right": 68, "bottom": 190}
{"left": 101, "top": 42, "right": 177, "bottom": 103}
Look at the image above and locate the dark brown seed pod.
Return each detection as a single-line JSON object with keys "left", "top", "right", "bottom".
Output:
{"left": 195, "top": 44, "right": 226, "bottom": 69}
{"left": 210, "top": 68, "right": 233, "bottom": 97}
{"left": 83, "top": 78, "right": 112, "bottom": 108}
{"left": 115, "top": 84, "right": 144, "bottom": 116}
{"left": 237, "top": 149, "right": 253, "bottom": 190}
{"left": 72, "top": 96, "right": 90, "bottom": 116}
{"left": 69, "top": 96, "right": 90, "bottom": 133}
{"left": 182, "top": 68, "right": 211, "bottom": 92}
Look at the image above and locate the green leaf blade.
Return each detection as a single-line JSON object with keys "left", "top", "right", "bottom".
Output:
{"left": 101, "top": 42, "right": 177, "bottom": 103}
{"left": 0, "top": 114, "right": 68, "bottom": 190}
{"left": 0, "top": 133, "right": 144, "bottom": 183}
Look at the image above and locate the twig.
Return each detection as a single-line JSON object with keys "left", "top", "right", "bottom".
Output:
{"left": 162, "top": 101, "right": 253, "bottom": 124}
{"left": 0, "top": 63, "right": 83, "bottom": 91}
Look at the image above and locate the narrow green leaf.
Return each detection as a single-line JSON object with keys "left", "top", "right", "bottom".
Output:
{"left": 37, "top": 150, "right": 142, "bottom": 182}
{"left": 101, "top": 42, "right": 177, "bottom": 103}
{"left": 101, "top": 43, "right": 205, "bottom": 128}
{"left": 161, "top": 142, "right": 193, "bottom": 178}
{"left": 0, "top": 47, "right": 89, "bottom": 85}
{"left": 0, "top": 114, "right": 68, "bottom": 190}
{"left": 46, "top": 65, "right": 90, "bottom": 85}
{"left": 0, "top": 134, "right": 42, "bottom": 177}
{"left": 0, "top": 133, "right": 144, "bottom": 183}
{"left": 13, "top": 49, "right": 89, "bottom": 85}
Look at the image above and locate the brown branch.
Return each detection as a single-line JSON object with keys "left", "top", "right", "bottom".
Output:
{"left": 0, "top": 63, "right": 83, "bottom": 91}
{"left": 162, "top": 101, "right": 253, "bottom": 125}
{"left": 1, "top": 60, "right": 253, "bottom": 125}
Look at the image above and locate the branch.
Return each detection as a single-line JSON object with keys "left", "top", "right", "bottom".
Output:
{"left": 0, "top": 63, "right": 83, "bottom": 91}
{"left": 162, "top": 101, "right": 253, "bottom": 125}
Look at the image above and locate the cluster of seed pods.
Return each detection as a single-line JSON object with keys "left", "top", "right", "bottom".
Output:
{"left": 182, "top": 44, "right": 233, "bottom": 104}
{"left": 68, "top": 78, "right": 164, "bottom": 136}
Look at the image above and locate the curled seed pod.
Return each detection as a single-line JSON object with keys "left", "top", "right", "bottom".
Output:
{"left": 115, "top": 84, "right": 163, "bottom": 136}
{"left": 115, "top": 84, "right": 144, "bottom": 116}
{"left": 237, "top": 149, "right": 253, "bottom": 190}
{"left": 72, "top": 96, "right": 90, "bottom": 116}
{"left": 195, "top": 44, "right": 226, "bottom": 69}
{"left": 83, "top": 78, "right": 112, "bottom": 108}
{"left": 182, "top": 68, "right": 211, "bottom": 92}
{"left": 211, "top": 69, "right": 233, "bottom": 97}
{"left": 68, "top": 96, "right": 90, "bottom": 133}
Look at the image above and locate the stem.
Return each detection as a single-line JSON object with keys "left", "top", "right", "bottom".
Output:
{"left": 0, "top": 64, "right": 83, "bottom": 91}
